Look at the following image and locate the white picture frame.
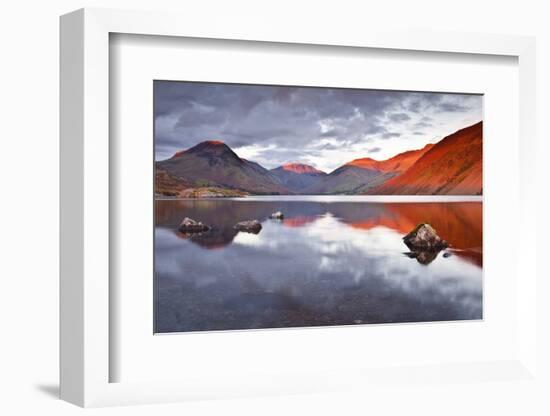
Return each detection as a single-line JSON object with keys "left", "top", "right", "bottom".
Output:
{"left": 60, "top": 7, "right": 538, "bottom": 408}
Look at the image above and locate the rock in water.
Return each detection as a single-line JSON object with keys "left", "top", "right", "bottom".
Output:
{"left": 234, "top": 220, "right": 262, "bottom": 234}
{"left": 269, "top": 211, "right": 284, "bottom": 219}
{"left": 403, "top": 249, "right": 440, "bottom": 265}
{"left": 403, "top": 223, "right": 448, "bottom": 250}
{"left": 178, "top": 217, "right": 209, "bottom": 233}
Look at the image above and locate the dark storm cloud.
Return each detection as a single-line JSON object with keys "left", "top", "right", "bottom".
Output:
{"left": 154, "top": 81, "right": 481, "bottom": 162}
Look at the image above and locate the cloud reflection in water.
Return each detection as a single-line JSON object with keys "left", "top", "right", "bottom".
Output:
{"left": 155, "top": 198, "right": 482, "bottom": 333}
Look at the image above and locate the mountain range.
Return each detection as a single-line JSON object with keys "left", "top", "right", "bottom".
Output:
{"left": 155, "top": 121, "right": 483, "bottom": 196}
{"left": 270, "top": 163, "right": 327, "bottom": 192}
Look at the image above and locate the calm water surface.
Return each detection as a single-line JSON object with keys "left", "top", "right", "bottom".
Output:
{"left": 155, "top": 196, "right": 483, "bottom": 333}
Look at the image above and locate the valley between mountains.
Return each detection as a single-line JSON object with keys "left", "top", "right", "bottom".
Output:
{"left": 155, "top": 121, "right": 482, "bottom": 197}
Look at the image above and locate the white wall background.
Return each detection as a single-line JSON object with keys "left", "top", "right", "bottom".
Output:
{"left": 0, "top": 0, "right": 548, "bottom": 415}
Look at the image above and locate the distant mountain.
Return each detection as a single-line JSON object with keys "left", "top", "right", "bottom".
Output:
{"left": 305, "top": 144, "right": 433, "bottom": 194}
{"left": 156, "top": 140, "right": 290, "bottom": 194}
{"left": 304, "top": 165, "right": 386, "bottom": 194}
{"left": 348, "top": 143, "right": 434, "bottom": 173}
{"left": 372, "top": 122, "right": 482, "bottom": 195}
{"left": 276, "top": 163, "right": 325, "bottom": 175}
{"left": 270, "top": 163, "right": 327, "bottom": 192}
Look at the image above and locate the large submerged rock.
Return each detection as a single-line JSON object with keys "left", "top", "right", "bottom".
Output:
{"left": 403, "top": 223, "right": 448, "bottom": 250}
{"left": 178, "top": 217, "right": 209, "bottom": 233}
{"left": 234, "top": 220, "right": 262, "bottom": 234}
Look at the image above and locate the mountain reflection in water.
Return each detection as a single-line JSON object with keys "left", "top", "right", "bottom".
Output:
{"left": 155, "top": 197, "right": 482, "bottom": 333}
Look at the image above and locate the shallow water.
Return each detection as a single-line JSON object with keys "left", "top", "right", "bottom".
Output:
{"left": 154, "top": 197, "right": 482, "bottom": 333}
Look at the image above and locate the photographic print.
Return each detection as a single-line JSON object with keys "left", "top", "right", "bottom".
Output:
{"left": 154, "top": 81, "right": 483, "bottom": 333}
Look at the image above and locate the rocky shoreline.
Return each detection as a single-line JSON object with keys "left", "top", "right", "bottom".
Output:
{"left": 156, "top": 187, "right": 249, "bottom": 199}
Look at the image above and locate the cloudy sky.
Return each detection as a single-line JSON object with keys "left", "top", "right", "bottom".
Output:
{"left": 154, "top": 81, "right": 482, "bottom": 173}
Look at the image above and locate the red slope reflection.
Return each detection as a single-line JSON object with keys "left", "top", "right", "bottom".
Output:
{"left": 346, "top": 202, "right": 483, "bottom": 266}
{"left": 282, "top": 216, "right": 319, "bottom": 228}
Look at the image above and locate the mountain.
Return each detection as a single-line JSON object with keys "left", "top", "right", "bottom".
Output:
{"left": 348, "top": 143, "right": 434, "bottom": 173}
{"left": 372, "top": 122, "right": 482, "bottom": 195}
{"left": 270, "top": 163, "right": 327, "bottom": 192}
{"left": 156, "top": 140, "right": 290, "bottom": 194}
{"left": 275, "top": 163, "right": 325, "bottom": 175}
{"left": 155, "top": 168, "right": 191, "bottom": 196}
{"left": 303, "top": 165, "right": 387, "bottom": 194}
{"left": 304, "top": 143, "right": 434, "bottom": 194}
{"left": 155, "top": 167, "right": 249, "bottom": 198}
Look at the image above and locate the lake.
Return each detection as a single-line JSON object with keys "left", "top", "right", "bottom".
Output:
{"left": 154, "top": 196, "right": 483, "bottom": 333}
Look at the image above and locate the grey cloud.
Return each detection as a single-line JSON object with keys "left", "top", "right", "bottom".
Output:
{"left": 175, "top": 106, "right": 227, "bottom": 128}
{"left": 382, "top": 132, "right": 401, "bottom": 139}
{"left": 364, "top": 122, "right": 387, "bottom": 136}
{"left": 315, "top": 142, "right": 341, "bottom": 151}
{"left": 252, "top": 146, "right": 323, "bottom": 168}
{"left": 320, "top": 127, "right": 347, "bottom": 138}
{"left": 155, "top": 81, "right": 482, "bottom": 163}
{"left": 438, "top": 102, "right": 470, "bottom": 112}
{"left": 414, "top": 117, "right": 434, "bottom": 129}
{"left": 367, "top": 147, "right": 382, "bottom": 153}
{"left": 388, "top": 112, "right": 411, "bottom": 123}
{"left": 402, "top": 92, "right": 477, "bottom": 115}
{"left": 405, "top": 100, "right": 422, "bottom": 113}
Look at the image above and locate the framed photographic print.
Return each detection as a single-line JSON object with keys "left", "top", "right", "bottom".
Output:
{"left": 60, "top": 8, "right": 539, "bottom": 408}
{"left": 153, "top": 80, "right": 484, "bottom": 334}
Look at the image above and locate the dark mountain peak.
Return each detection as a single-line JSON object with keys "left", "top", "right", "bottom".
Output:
{"left": 158, "top": 139, "right": 290, "bottom": 194}
{"left": 171, "top": 140, "right": 239, "bottom": 160}
{"left": 187, "top": 140, "right": 231, "bottom": 153}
